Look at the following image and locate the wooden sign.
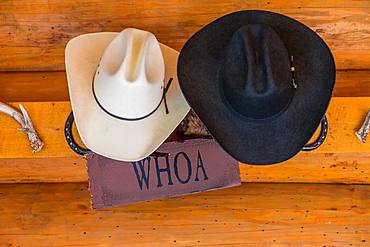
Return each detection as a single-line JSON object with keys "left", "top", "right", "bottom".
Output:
{"left": 87, "top": 139, "right": 240, "bottom": 208}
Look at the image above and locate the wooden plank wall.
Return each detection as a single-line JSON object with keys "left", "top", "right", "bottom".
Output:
{"left": 0, "top": 1, "right": 370, "bottom": 246}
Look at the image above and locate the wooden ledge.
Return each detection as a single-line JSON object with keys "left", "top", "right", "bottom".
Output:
{"left": 0, "top": 97, "right": 370, "bottom": 183}
{"left": 0, "top": 182, "right": 368, "bottom": 246}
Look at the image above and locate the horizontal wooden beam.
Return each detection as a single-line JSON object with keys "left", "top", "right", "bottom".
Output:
{"left": 2, "top": 70, "right": 370, "bottom": 103}
{"left": 1, "top": 153, "right": 368, "bottom": 184}
{"left": 1, "top": 2, "right": 370, "bottom": 70}
{"left": 0, "top": 182, "right": 368, "bottom": 246}
{"left": 2, "top": 98, "right": 369, "bottom": 157}
{"left": 333, "top": 70, "right": 370, "bottom": 97}
{"left": 0, "top": 98, "right": 369, "bottom": 184}
{"left": 260, "top": 0, "right": 370, "bottom": 8}
{"left": 1, "top": 71, "right": 70, "bottom": 102}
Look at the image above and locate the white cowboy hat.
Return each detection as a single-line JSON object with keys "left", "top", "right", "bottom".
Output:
{"left": 65, "top": 28, "right": 190, "bottom": 161}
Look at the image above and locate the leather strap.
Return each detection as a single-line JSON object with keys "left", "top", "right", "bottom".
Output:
{"left": 65, "top": 112, "right": 91, "bottom": 155}
{"left": 302, "top": 115, "right": 328, "bottom": 151}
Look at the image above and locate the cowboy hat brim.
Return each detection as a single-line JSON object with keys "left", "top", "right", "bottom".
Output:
{"left": 66, "top": 32, "right": 190, "bottom": 161}
{"left": 178, "top": 10, "right": 335, "bottom": 165}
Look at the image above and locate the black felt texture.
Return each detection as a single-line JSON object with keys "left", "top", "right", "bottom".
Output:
{"left": 177, "top": 10, "right": 336, "bottom": 165}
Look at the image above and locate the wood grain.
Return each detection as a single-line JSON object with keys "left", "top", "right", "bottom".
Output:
{"left": 0, "top": 98, "right": 369, "bottom": 184}
{"left": 240, "top": 152, "right": 370, "bottom": 184}
{"left": 1, "top": 1, "right": 370, "bottom": 70}
{"left": 0, "top": 182, "right": 368, "bottom": 246}
{"left": 2, "top": 70, "right": 370, "bottom": 102}
{"left": 334, "top": 70, "right": 370, "bottom": 97}
{"left": 261, "top": 0, "right": 370, "bottom": 8}
{"left": 0, "top": 72, "right": 69, "bottom": 102}
{"left": 0, "top": 157, "right": 87, "bottom": 183}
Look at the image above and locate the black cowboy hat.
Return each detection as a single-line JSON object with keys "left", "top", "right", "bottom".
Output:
{"left": 177, "top": 10, "right": 335, "bottom": 165}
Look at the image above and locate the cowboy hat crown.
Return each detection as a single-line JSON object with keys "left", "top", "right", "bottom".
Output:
{"left": 222, "top": 24, "right": 294, "bottom": 119}
{"left": 93, "top": 28, "right": 165, "bottom": 120}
